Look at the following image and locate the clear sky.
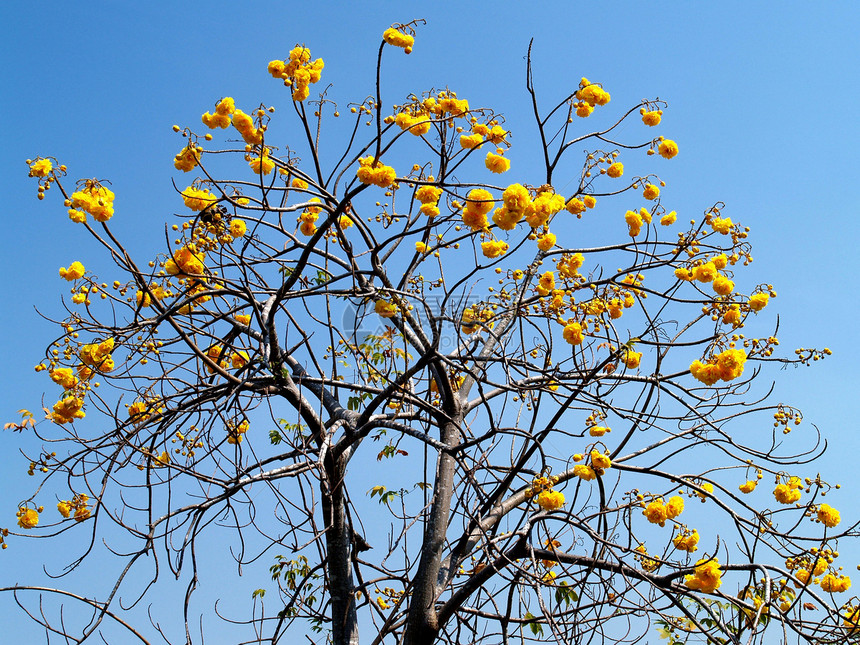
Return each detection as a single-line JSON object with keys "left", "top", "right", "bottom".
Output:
{"left": 1, "top": 0, "right": 858, "bottom": 641}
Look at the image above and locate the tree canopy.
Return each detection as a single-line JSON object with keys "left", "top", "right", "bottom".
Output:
{"left": 6, "top": 21, "right": 855, "bottom": 645}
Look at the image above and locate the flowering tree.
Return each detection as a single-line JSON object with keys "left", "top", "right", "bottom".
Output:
{"left": 7, "top": 21, "right": 856, "bottom": 645}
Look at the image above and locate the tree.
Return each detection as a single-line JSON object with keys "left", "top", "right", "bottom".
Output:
{"left": 6, "top": 21, "right": 854, "bottom": 645}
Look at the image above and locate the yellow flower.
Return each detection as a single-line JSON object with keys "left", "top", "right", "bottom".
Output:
{"left": 357, "top": 156, "right": 397, "bottom": 188}
{"left": 658, "top": 139, "right": 679, "bottom": 159}
{"left": 591, "top": 451, "right": 611, "bottom": 470}
{"left": 57, "top": 501, "right": 72, "bottom": 518}
{"left": 576, "top": 84, "right": 611, "bottom": 107}
{"left": 748, "top": 293, "right": 769, "bottom": 312}
{"left": 673, "top": 529, "right": 700, "bottom": 552}
{"left": 643, "top": 500, "right": 668, "bottom": 527}
{"left": 49, "top": 367, "right": 79, "bottom": 390}
{"left": 51, "top": 395, "right": 86, "bottom": 424}
{"left": 623, "top": 350, "right": 642, "bottom": 369}
{"left": 59, "top": 261, "right": 85, "bottom": 281}
{"left": 712, "top": 275, "right": 735, "bottom": 296}
{"left": 230, "top": 219, "right": 247, "bottom": 238}
{"left": 817, "top": 503, "right": 841, "bottom": 528}
{"left": 537, "top": 490, "right": 565, "bottom": 511}
{"left": 665, "top": 496, "right": 684, "bottom": 519}
{"left": 641, "top": 109, "right": 662, "bottom": 126}
{"left": 382, "top": 27, "right": 415, "bottom": 51}
{"left": 625, "top": 210, "right": 642, "bottom": 237}
{"left": 583, "top": 195, "right": 597, "bottom": 209}
{"left": 660, "top": 210, "right": 677, "bottom": 226}
{"left": 573, "top": 464, "right": 596, "bottom": 481}
{"left": 28, "top": 158, "right": 53, "bottom": 177}
{"left": 536, "top": 232, "right": 556, "bottom": 251}
{"left": 684, "top": 558, "right": 722, "bottom": 593}
{"left": 232, "top": 351, "right": 250, "bottom": 369}
{"left": 249, "top": 150, "right": 275, "bottom": 175}
{"left": 715, "top": 348, "right": 746, "bottom": 381}
{"left": 589, "top": 426, "right": 610, "bottom": 437}
{"left": 692, "top": 262, "right": 717, "bottom": 283}
{"left": 181, "top": 186, "right": 217, "bottom": 212}
{"left": 642, "top": 184, "right": 660, "bottom": 200}
{"left": 565, "top": 198, "right": 585, "bottom": 215}
{"left": 16, "top": 507, "right": 39, "bottom": 529}
{"left": 173, "top": 145, "right": 200, "bottom": 172}
{"left": 502, "top": 183, "right": 531, "bottom": 213}
{"left": 485, "top": 151, "right": 510, "bottom": 174}
{"left": 481, "top": 239, "right": 509, "bottom": 259}
{"left": 374, "top": 299, "right": 398, "bottom": 318}
{"left": 563, "top": 321, "right": 583, "bottom": 346}
{"left": 606, "top": 162, "right": 623, "bottom": 178}
{"left": 739, "top": 480, "right": 757, "bottom": 494}
{"left": 774, "top": 483, "right": 801, "bottom": 505}
{"left": 710, "top": 217, "right": 733, "bottom": 234}
{"left": 459, "top": 133, "right": 483, "bottom": 149}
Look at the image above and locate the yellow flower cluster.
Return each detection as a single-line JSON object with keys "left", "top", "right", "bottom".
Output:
{"left": 774, "top": 476, "right": 803, "bottom": 505}
{"left": 817, "top": 503, "right": 841, "bottom": 528}
{"left": 537, "top": 490, "right": 565, "bottom": 511}
{"left": 461, "top": 188, "right": 495, "bottom": 231}
{"left": 526, "top": 475, "right": 564, "bottom": 511}
{"left": 658, "top": 138, "right": 679, "bottom": 159}
{"left": 165, "top": 245, "right": 206, "bottom": 277}
{"left": 59, "top": 261, "right": 85, "bottom": 281}
{"left": 685, "top": 558, "right": 722, "bottom": 593}
{"left": 375, "top": 299, "right": 398, "bottom": 318}
{"left": 231, "top": 108, "right": 264, "bottom": 145}
{"left": 524, "top": 190, "right": 565, "bottom": 229}
{"left": 574, "top": 78, "right": 611, "bottom": 118}
{"left": 562, "top": 321, "right": 583, "bottom": 346}
{"left": 357, "top": 156, "right": 397, "bottom": 188}
{"left": 174, "top": 144, "right": 201, "bottom": 172}
{"left": 415, "top": 181, "right": 442, "bottom": 217}
{"left": 202, "top": 96, "right": 235, "bottom": 129}
{"left": 382, "top": 27, "right": 414, "bottom": 53}
{"left": 69, "top": 180, "right": 115, "bottom": 223}
{"left": 181, "top": 186, "right": 218, "bottom": 212}
{"left": 52, "top": 395, "right": 87, "bottom": 424}
{"left": 249, "top": 148, "right": 275, "bottom": 175}
{"left": 485, "top": 149, "right": 510, "bottom": 174}
{"left": 268, "top": 46, "right": 324, "bottom": 101}
{"left": 565, "top": 194, "right": 597, "bottom": 217}
{"left": 57, "top": 493, "right": 91, "bottom": 522}
{"left": 394, "top": 111, "right": 432, "bottom": 136}
{"left": 690, "top": 348, "right": 747, "bottom": 385}
{"left": 80, "top": 337, "right": 115, "bottom": 374}
{"left": 739, "top": 480, "right": 757, "bottom": 494}
{"left": 296, "top": 198, "right": 322, "bottom": 236}
{"left": 481, "top": 239, "right": 509, "bottom": 258}
{"left": 606, "top": 162, "right": 623, "bottom": 178}
{"left": 673, "top": 529, "right": 700, "bottom": 553}
{"left": 820, "top": 573, "right": 852, "bottom": 593}
{"left": 640, "top": 108, "right": 662, "bottom": 126}
{"left": 642, "top": 496, "right": 684, "bottom": 527}
{"left": 226, "top": 419, "right": 250, "bottom": 445}
{"left": 16, "top": 507, "right": 39, "bottom": 529}
{"left": 460, "top": 306, "right": 494, "bottom": 334}
{"left": 28, "top": 158, "right": 53, "bottom": 177}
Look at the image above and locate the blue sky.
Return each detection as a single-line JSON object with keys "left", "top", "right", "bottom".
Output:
{"left": 2, "top": 0, "right": 858, "bottom": 641}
